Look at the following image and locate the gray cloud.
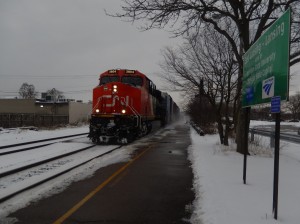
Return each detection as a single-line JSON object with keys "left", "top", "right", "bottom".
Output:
{"left": 0, "top": 0, "right": 181, "bottom": 102}
{"left": 1, "top": 0, "right": 299, "bottom": 103}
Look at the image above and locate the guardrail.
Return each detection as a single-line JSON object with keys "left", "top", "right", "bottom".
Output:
{"left": 190, "top": 122, "right": 205, "bottom": 136}
{"left": 249, "top": 128, "right": 300, "bottom": 147}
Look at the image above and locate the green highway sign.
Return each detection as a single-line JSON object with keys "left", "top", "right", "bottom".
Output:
{"left": 242, "top": 9, "right": 291, "bottom": 107}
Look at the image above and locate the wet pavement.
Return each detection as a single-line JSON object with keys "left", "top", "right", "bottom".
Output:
{"left": 9, "top": 124, "right": 194, "bottom": 224}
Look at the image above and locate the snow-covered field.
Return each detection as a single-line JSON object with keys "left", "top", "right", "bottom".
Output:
{"left": 189, "top": 120, "right": 300, "bottom": 224}
{"left": 0, "top": 121, "right": 300, "bottom": 223}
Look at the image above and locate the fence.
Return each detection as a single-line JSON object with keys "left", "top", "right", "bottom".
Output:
{"left": 0, "top": 113, "right": 69, "bottom": 128}
{"left": 249, "top": 128, "right": 300, "bottom": 148}
{"left": 190, "top": 121, "right": 205, "bottom": 136}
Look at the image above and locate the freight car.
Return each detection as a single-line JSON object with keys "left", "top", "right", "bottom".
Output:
{"left": 160, "top": 92, "right": 180, "bottom": 126}
{"left": 88, "top": 69, "right": 179, "bottom": 144}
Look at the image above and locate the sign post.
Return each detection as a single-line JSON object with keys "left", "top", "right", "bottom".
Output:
{"left": 270, "top": 96, "right": 281, "bottom": 219}
{"left": 272, "top": 104, "right": 281, "bottom": 219}
{"left": 242, "top": 9, "right": 291, "bottom": 220}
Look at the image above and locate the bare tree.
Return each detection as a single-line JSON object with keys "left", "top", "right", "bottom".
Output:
{"left": 19, "top": 83, "right": 37, "bottom": 99}
{"left": 114, "top": 1, "right": 299, "bottom": 66}
{"left": 160, "top": 26, "right": 238, "bottom": 145}
{"left": 186, "top": 95, "right": 216, "bottom": 130}
{"left": 112, "top": 0, "right": 300, "bottom": 153}
{"left": 46, "top": 88, "right": 64, "bottom": 102}
{"left": 285, "top": 92, "right": 300, "bottom": 120}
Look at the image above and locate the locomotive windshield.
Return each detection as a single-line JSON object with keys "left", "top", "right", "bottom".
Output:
{"left": 100, "top": 76, "right": 119, "bottom": 85}
{"left": 121, "top": 76, "right": 143, "bottom": 87}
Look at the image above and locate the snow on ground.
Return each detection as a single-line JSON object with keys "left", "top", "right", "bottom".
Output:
{"left": 0, "top": 125, "right": 89, "bottom": 147}
{"left": 0, "top": 125, "right": 130, "bottom": 222}
{"left": 189, "top": 120, "right": 300, "bottom": 224}
{"left": 0, "top": 121, "right": 300, "bottom": 223}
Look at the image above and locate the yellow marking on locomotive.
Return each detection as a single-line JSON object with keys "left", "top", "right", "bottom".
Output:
{"left": 108, "top": 69, "right": 118, "bottom": 74}
{"left": 125, "top": 69, "right": 135, "bottom": 74}
{"left": 91, "top": 114, "right": 114, "bottom": 118}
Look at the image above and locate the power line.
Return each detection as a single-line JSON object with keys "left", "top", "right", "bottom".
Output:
{"left": 0, "top": 74, "right": 98, "bottom": 79}
{"left": 0, "top": 90, "right": 92, "bottom": 94}
{"left": 0, "top": 91, "right": 19, "bottom": 94}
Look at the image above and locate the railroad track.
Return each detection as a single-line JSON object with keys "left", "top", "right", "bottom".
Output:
{"left": 0, "top": 138, "right": 123, "bottom": 203}
{"left": 0, "top": 132, "right": 89, "bottom": 155}
{"left": 0, "top": 126, "right": 166, "bottom": 204}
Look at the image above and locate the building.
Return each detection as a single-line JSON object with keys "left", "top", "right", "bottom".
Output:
{"left": 0, "top": 98, "right": 92, "bottom": 128}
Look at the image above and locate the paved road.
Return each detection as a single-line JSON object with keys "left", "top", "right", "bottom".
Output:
{"left": 253, "top": 124, "right": 299, "bottom": 133}
{"left": 9, "top": 124, "right": 194, "bottom": 224}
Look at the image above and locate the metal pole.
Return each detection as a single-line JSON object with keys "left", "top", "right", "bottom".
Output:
{"left": 243, "top": 153, "right": 247, "bottom": 184}
{"left": 243, "top": 107, "right": 250, "bottom": 184}
{"left": 273, "top": 112, "right": 280, "bottom": 219}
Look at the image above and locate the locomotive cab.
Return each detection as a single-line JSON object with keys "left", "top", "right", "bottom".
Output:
{"left": 89, "top": 69, "right": 156, "bottom": 144}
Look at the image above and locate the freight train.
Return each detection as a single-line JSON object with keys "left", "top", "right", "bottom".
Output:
{"left": 88, "top": 69, "right": 179, "bottom": 144}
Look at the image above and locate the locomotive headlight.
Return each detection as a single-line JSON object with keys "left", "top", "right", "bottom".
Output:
{"left": 121, "top": 109, "right": 126, "bottom": 114}
{"left": 113, "top": 85, "right": 118, "bottom": 93}
{"left": 96, "top": 109, "right": 100, "bottom": 113}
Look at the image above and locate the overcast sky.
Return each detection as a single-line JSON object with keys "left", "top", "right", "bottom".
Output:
{"left": 0, "top": 0, "right": 300, "bottom": 106}
{"left": 0, "top": 0, "right": 182, "bottom": 103}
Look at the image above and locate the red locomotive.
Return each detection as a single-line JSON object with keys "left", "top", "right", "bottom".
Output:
{"left": 89, "top": 69, "right": 179, "bottom": 143}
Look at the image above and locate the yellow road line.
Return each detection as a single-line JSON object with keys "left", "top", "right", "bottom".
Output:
{"left": 53, "top": 146, "right": 151, "bottom": 224}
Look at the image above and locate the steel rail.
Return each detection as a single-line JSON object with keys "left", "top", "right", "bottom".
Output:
{"left": 0, "top": 143, "right": 54, "bottom": 156}
{"left": 0, "top": 145, "right": 96, "bottom": 178}
{"left": 0, "top": 132, "right": 89, "bottom": 150}
{"left": 0, "top": 133, "right": 89, "bottom": 156}
{"left": 0, "top": 145, "right": 122, "bottom": 203}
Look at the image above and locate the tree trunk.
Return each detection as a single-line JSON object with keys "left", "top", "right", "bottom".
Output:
{"left": 223, "top": 97, "right": 230, "bottom": 146}
{"left": 217, "top": 117, "right": 224, "bottom": 144}
{"left": 223, "top": 121, "right": 230, "bottom": 146}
